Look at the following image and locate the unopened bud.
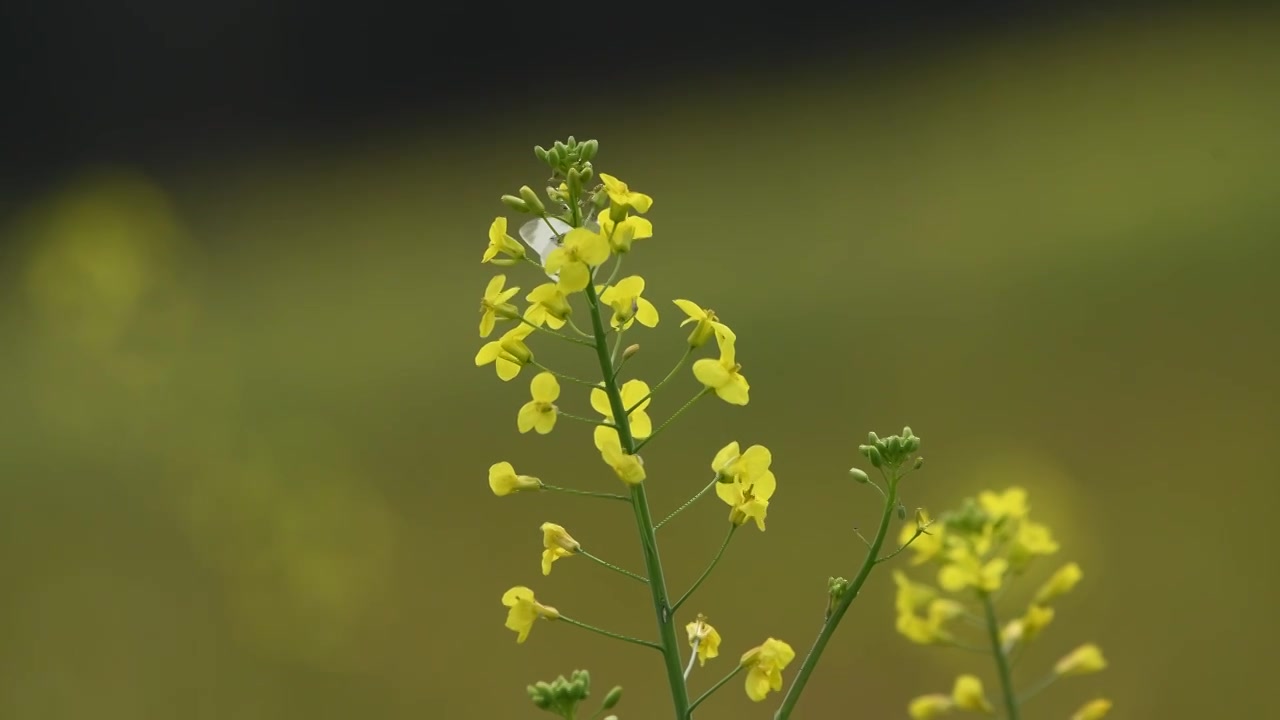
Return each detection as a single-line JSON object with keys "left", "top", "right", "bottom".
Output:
{"left": 567, "top": 168, "right": 583, "bottom": 198}
{"left": 914, "top": 457, "right": 925, "bottom": 470}
{"left": 534, "top": 145, "right": 549, "bottom": 163}
{"left": 897, "top": 504, "right": 907, "bottom": 520}
{"left": 519, "top": 185, "right": 546, "bottom": 215}
{"left": 622, "top": 344, "right": 641, "bottom": 360}
{"left": 488, "top": 257, "right": 518, "bottom": 267}
{"left": 602, "top": 686, "right": 623, "bottom": 709}
{"left": 867, "top": 446, "right": 883, "bottom": 468}
{"left": 848, "top": 468, "right": 870, "bottom": 484}
{"left": 501, "top": 194, "right": 531, "bottom": 213}
{"left": 581, "top": 139, "right": 599, "bottom": 160}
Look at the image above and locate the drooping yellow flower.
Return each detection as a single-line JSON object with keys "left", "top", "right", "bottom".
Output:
{"left": 599, "top": 275, "right": 659, "bottom": 329}
{"left": 1071, "top": 698, "right": 1113, "bottom": 720}
{"left": 685, "top": 614, "right": 721, "bottom": 666}
{"left": 979, "top": 486, "right": 1029, "bottom": 521}
{"left": 1020, "top": 603, "right": 1055, "bottom": 642}
{"left": 693, "top": 331, "right": 749, "bottom": 405}
{"left": 475, "top": 324, "right": 534, "bottom": 381}
{"left": 938, "top": 548, "right": 1008, "bottom": 593}
{"left": 540, "top": 522, "right": 580, "bottom": 575}
{"left": 713, "top": 443, "right": 776, "bottom": 530}
{"left": 489, "top": 461, "right": 541, "bottom": 496}
{"left": 740, "top": 638, "right": 795, "bottom": 702}
{"left": 483, "top": 217, "right": 525, "bottom": 263}
{"left": 591, "top": 380, "right": 652, "bottom": 450}
{"left": 1034, "top": 562, "right": 1083, "bottom": 604}
{"left": 951, "top": 675, "right": 992, "bottom": 712}
{"left": 598, "top": 173, "right": 653, "bottom": 213}
{"left": 899, "top": 518, "right": 945, "bottom": 565}
{"left": 524, "top": 282, "right": 572, "bottom": 329}
{"left": 1055, "top": 643, "right": 1107, "bottom": 676}
{"left": 518, "top": 372, "right": 560, "bottom": 434}
{"left": 599, "top": 430, "right": 645, "bottom": 484}
{"left": 546, "top": 227, "right": 610, "bottom": 292}
{"left": 672, "top": 299, "right": 734, "bottom": 348}
{"left": 479, "top": 274, "right": 521, "bottom": 337}
{"left": 501, "top": 586, "right": 559, "bottom": 643}
{"left": 599, "top": 212, "right": 653, "bottom": 253}
{"left": 908, "top": 694, "right": 954, "bottom": 719}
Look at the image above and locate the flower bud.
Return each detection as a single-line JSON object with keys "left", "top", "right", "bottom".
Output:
{"left": 501, "top": 194, "right": 531, "bottom": 213}
{"left": 848, "top": 468, "right": 870, "bottom": 484}
{"left": 581, "top": 139, "right": 599, "bottom": 161}
{"left": 518, "top": 185, "right": 546, "bottom": 216}
{"left": 897, "top": 504, "right": 908, "bottom": 520}
{"left": 914, "top": 456, "right": 925, "bottom": 470}
{"left": 567, "top": 168, "right": 583, "bottom": 199}
{"left": 488, "top": 257, "right": 518, "bottom": 267}
{"left": 622, "top": 344, "right": 641, "bottom": 360}
{"left": 867, "top": 446, "right": 883, "bottom": 468}
{"left": 534, "top": 145, "right": 549, "bottom": 163}
{"left": 602, "top": 686, "right": 623, "bottom": 709}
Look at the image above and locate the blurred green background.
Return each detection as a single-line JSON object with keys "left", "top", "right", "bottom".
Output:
{"left": 2, "top": 5, "right": 1278, "bottom": 718}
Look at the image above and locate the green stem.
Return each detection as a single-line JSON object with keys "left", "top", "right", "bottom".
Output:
{"left": 655, "top": 480, "right": 716, "bottom": 530}
{"left": 981, "top": 592, "right": 1021, "bottom": 720}
{"left": 518, "top": 315, "right": 597, "bottom": 347}
{"left": 633, "top": 388, "right": 709, "bottom": 454}
{"left": 580, "top": 550, "right": 649, "bottom": 584}
{"left": 627, "top": 346, "right": 693, "bottom": 414}
{"left": 531, "top": 361, "right": 598, "bottom": 387}
{"left": 582, "top": 279, "right": 691, "bottom": 718}
{"left": 556, "top": 410, "right": 613, "bottom": 427}
{"left": 604, "top": 249, "right": 624, "bottom": 287}
{"left": 541, "top": 484, "right": 631, "bottom": 503}
{"left": 688, "top": 665, "right": 743, "bottom": 713}
{"left": 773, "top": 472, "right": 900, "bottom": 719}
{"left": 559, "top": 615, "right": 662, "bottom": 652}
{"left": 565, "top": 317, "right": 593, "bottom": 339}
{"left": 610, "top": 325, "right": 627, "bottom": 367}
{"left": 876, "top": 527, "right": 925, "bottom": 563}
{"left": 1016, "top": 670, "right": 1057, "bottom": 705}
{"left": 672, "top": 525, "right": 736, "bottom": 612}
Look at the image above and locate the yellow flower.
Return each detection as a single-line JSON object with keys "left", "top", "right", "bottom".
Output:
{"left": 894, "top": 572, "right": 963, "bottom": 645}
{"left": 740, "top": 638, "right": 794, "bottom": 702}
{"left": 938, "top": 548, "right": 1008, "bottom": 593}
{"left": 599, "top": 275, "right": 659, "bottom": 329}
{"left": 908, "top": 694, "right": 955, "bottom": 719}
{"left": 599, "top": 212, "right": 653, "bottom": 253}
{"left": 489, "top": 461, "right": 541, "bottom": 496}
{"left": 483, "top": 217, "right": 525, "bottom": 263}
{"left": 673, "top": 299, "right": 734, "bottom": 348}
{"left": 501, "top": 586, "right": 559, "bottom": 643}
{"left": 599, "top": 173, "right": 653, "bottom": 213}
{"left": 685, "top": 614, "right": 721, "bottom": 666}
{"left": 1034, "top": 562, "right": 1083, "bottom": 604}
{"left": 591, "top": 379, "right": 652, "bottom": 450}
{"left": 899, "top": 519, "right": 945, "bottom": 565}
{"left": 546, "top": 227, "right": 610, "bottom": 292}
{"left": 893, "top": 570, "right": 937, "bottom": 615}
{"left": 518, "top": 372, "right": 560, "bottom": 434}
{"left": 1071, "top": 699, "right": 1113, "bottom": 720}
{"left": 599, "top": 430, "right": 645, "bottom": 484}
{"left": 1020, "top": 603, "right": 1054, "bottom": 642}
{"left": 475, "top": 324, "right": 534, "bottom": 381}
{"left": 1011, "top": 520, "right": 1059, "bottom": 563}
{"left": 524, "top": 283, "right": 572, "bottom": 329}
{"left": 693, "top": 331, "right": 749, "bottom": 405}
{"left": 951, "top": 675, "right": 992, "bottom": 712}
{"left": 712, "top": 443, "right": 776, "bottom": 530}
{"left": 1055, "top": 643, "right": 1107, "bottom": 676}
{"left": 479, "top": 274, "right": 521, "bottom": 337}
{"left": 979, "top": 486, "right": 1028, "bottom": 521}
{"left": 540, "top": 522, "right": 580, "bottom": 575}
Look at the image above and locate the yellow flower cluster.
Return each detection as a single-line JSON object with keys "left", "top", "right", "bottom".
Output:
{"left": 896, "top": 487, "right": 1110, "bottom": 719}
{"left": 476, "top": 152, "right": 795, "bottom": 706}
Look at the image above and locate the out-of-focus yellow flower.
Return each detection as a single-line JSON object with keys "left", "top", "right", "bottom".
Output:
{"left": 893, "top": 570, "right": 937, "bottom": 614}
{"left": 599, "top": 430, "right": 645, "bottom": 484}
{"left": 713, "top": 442, "right": 776, "bottom": 530}
{"left": 599, "top": 212, "right": 653, "bottom": 253}
{"left": 686, "top": 614, "right": 721, "bottom": 666}
{"left": 524, "top": 283, "right": 572, "bottom": 329}
{"left": 938, "top": 548, "right": 1008, "bottom": 593}
{"left": 908, "top": 694, "right": 954, "bottom": 719}
{"left": 899, "top": 518, "right": 945, "bottom": 565}
{"left": 1020, "top": 603, "right": 1054, "bottom": 642}
{"left": 951, "top": 675, "right": 992, "bottom": 712}
{"left": 540, "top": 522, "right": 580, "bottom": 575}
{"left": 979, "top": 486, "right": 1028, "bottom": 521}
{"left": 483, "top": 217, "right": 525, "bottom": 263}
{"left": 518, "top": 372, "right": 560, "bottom": 434}
{"left": 599, "top": 275, "right": 659, "bottom": 329}
{"left": 599, "top": 173, "right": 653, "bottom": 213}
{"left": 1034, "top": 562, "right": 1083, "bottom": 604}
{"left": 475, "top": 324, "right": 534, "bottom": 381}
{"left": 1055, "top": 644, "right": 1107, "bottom": 676}
{"left": 1011, "top": 520, "right": 1059, "bottom": 563}
{"left": 502, "top": 586, "right": 558, "bottom": 643}
{"left": 479, "top": 274, "right": 520, "bottom": 337}
{"left": 591, "top": 380, "right": 652, "bottom": 450}
{"left": 693, "top": 331, "right": 749, "bottom": 405}
{"left": 546, "top": 227, "right": 610, "bottom": 292}
{"left": 740, "top": 638, "right": 794, "bottom": 702}
{"left": 1071, "top": 699, "right": 1113, "bottom": 720}
{"left": 894, "top": 571, "right": 964, "bottom": 645}
{"left": 672, "top": 299, "right": 734, "bottom": 348}
{"left": 489, "top": 462, "right": 541, "bottom": 496}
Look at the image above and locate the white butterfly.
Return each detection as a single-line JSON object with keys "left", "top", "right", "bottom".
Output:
{"left": 517, "top": 212, "right": 603, "bottom": 283}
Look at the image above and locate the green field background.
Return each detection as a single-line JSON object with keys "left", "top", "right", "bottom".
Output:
{"left": 1, "top": 6, "right": 1277, "bottom": 718}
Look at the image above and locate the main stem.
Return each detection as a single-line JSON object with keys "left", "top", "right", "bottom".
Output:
{"left": 583, "top": 279, "right": 691, "bottom": 718}
{"left": 982, "top": 592, "right": 1020, "bottom": 720}
{"left": 773, "top": 475, "right": 899, "bottom": 719}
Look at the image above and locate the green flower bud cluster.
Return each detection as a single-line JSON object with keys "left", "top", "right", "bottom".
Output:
{"left": 526, "top": 670, "right": 622, "bottom": 719}
{"left": 858, "top": 427, "right": 922, "bottom": 470}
